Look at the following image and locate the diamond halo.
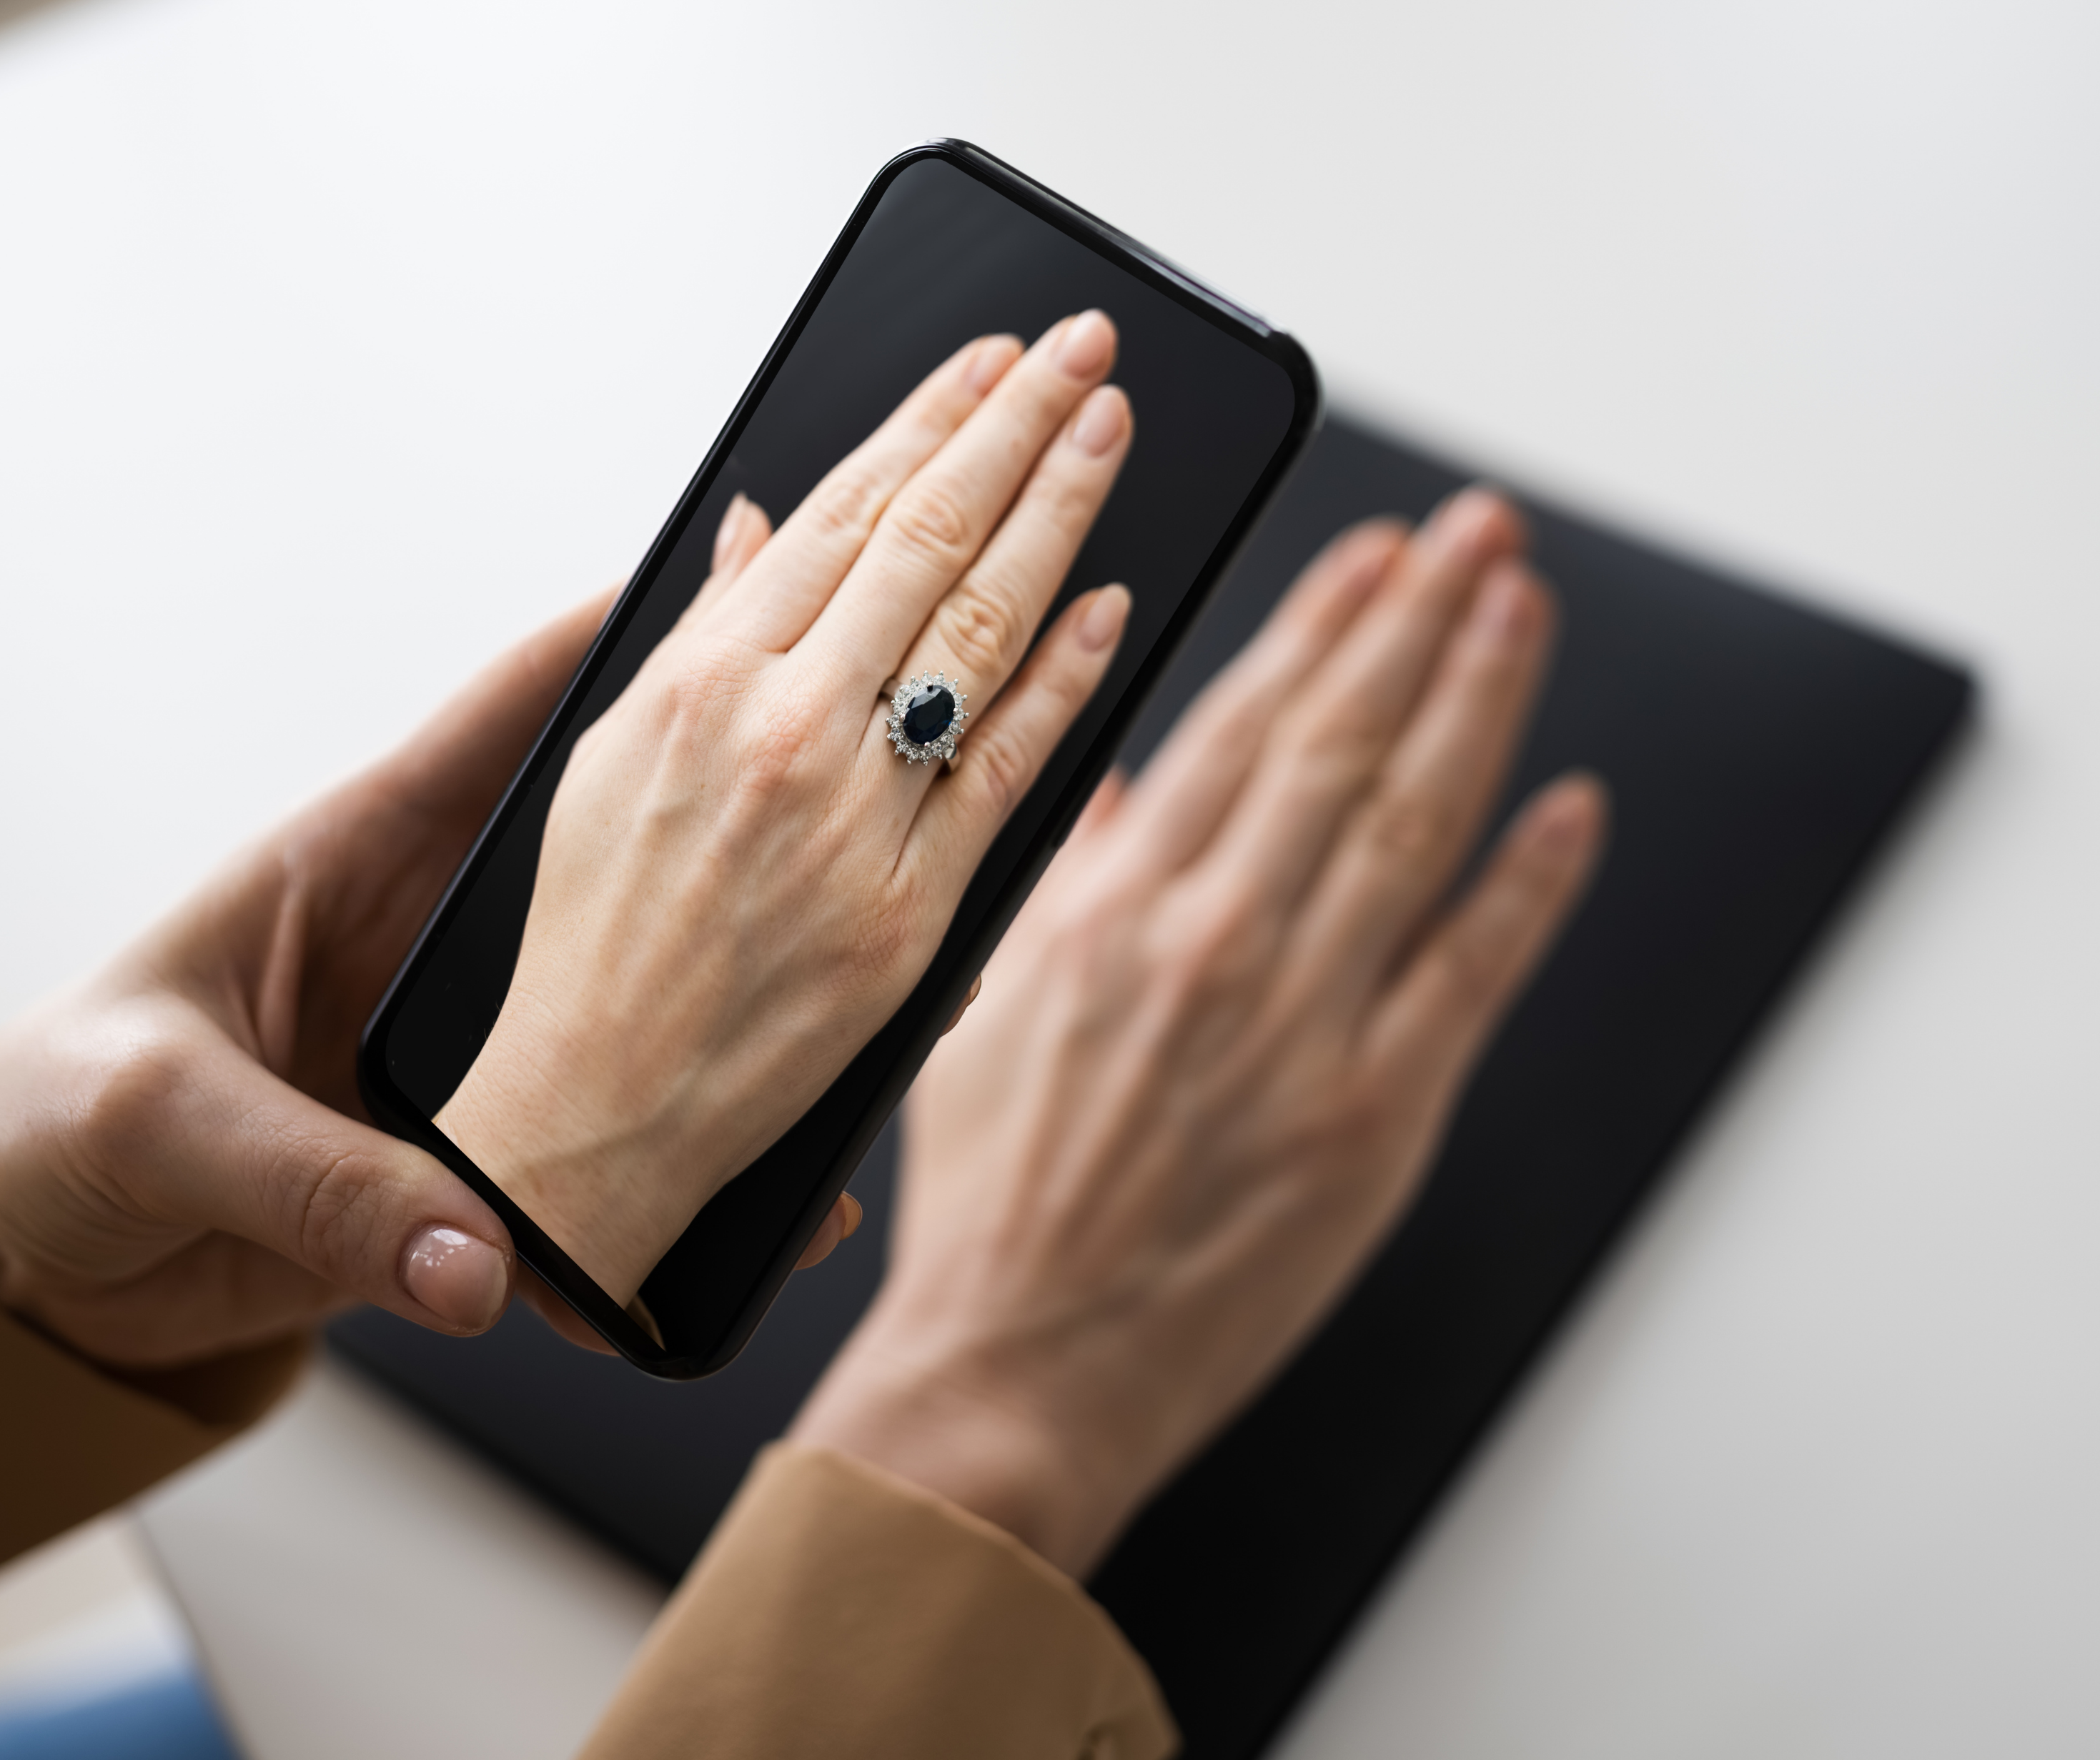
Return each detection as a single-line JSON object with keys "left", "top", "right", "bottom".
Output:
{"left": 885, "top": 670, "right": 969, "bottom": 766}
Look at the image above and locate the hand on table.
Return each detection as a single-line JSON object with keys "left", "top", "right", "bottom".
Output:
{"left": 794, "top": 491, "right": 1608, "bottom": 1576}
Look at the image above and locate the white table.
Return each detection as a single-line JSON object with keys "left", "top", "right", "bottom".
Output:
{"left": 4, "top": 1, "right": 2097, "bottom": 1754}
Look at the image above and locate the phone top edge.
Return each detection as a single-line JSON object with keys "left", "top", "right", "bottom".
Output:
{"left": 916, "top": 139, "right": 1286, "bottom": 341}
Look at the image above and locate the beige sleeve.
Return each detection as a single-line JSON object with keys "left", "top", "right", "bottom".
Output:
{"left": 581, "top": 1442, "right": 1179, "bottom": 1760}
{"left": 0, "top": 1307, "right": 309, "bottom": 1568}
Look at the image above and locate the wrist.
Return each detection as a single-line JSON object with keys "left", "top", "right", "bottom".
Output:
{"left": 434, "top": 1072, "right": 658, "bottom": 1306}
{"left": 434, "top": 1020, "right": 744, "bottom": 1306}
{"left": 789, "top": 1318, "right": 1136, "bottom": 1579}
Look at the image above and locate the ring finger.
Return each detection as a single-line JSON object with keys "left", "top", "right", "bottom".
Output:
{"left": 810, "top": 311, "right": 1121, "bottom": 687}
{"left": 873, "top": 379, "right": 1132, "bottom": 774}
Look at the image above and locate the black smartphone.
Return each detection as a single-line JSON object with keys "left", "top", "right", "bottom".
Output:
{"left": 358, "top": 141, "right": 1320, "bottom": 1377}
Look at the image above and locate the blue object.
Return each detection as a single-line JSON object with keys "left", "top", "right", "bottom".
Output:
{"left": 0, "top": 1664, "right": 240, "bottom": 1760}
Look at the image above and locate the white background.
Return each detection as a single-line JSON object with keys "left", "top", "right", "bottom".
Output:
{"left": 3, "top": 0, "right": 2097, "bottom": 1754}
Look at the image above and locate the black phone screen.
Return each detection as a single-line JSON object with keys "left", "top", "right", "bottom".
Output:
{"left": 360, "top": 144, "right": 1317, "bottom": 1373}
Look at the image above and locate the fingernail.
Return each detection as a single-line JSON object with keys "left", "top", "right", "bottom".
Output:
{"left": 1054, "top": 309, "right": 1115, "bottom": 378}
{"left": 1531, "top": 777, "right": 1604, "bottom": 855}
{"left": 1076, "top": 585, "right": 1131, "bottom": 652}
{"left": 403, "top": 1225, "right": 509, "bottom": 1333}
{"left": 1070, "top": 386, "right": 1129, "bottom": 457}
{"left": 839, "top": 1194, "right": 864, "bottom": 1240}
{"left": 712, "top": 494, "right": 750, "bottom": 571}
{"left": 1340, "top": 524, "right": 1406, "bottom": 602}
{"left": 1439, "top": 485, "right": 1516, "bottom": 560}
{"left": 1473, "top": 562, "right": 1536, "bottom": 642}
{"left": 966, "top": 335, "right": 1019, "bottom": 393}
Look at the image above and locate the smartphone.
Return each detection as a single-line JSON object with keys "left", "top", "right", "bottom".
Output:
{"left": 358, "top": 141, "right": 1320, "bottom": 1376}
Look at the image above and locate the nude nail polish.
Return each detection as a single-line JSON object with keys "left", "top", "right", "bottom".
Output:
{"left": 712, "top": 494, "right": 750, "bottom": 571}
{"left": 1474, "top": 565, "right": 1535, "bottom": 641}
{"left": 1054, "top": 309, "right": 1115, "bottom": 378}
{"left": 1076, "top": 585, "right": 1131, "bottom": 651}
{"left": 404, "top": 1225, "right": 509, "bottom": 1333}
{"left": 1071, "top": 387, "right": 1129, "bottom": 457}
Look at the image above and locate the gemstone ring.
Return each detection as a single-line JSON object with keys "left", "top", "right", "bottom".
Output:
{"left": 884, "top": 670, "right": 969, "bottom": 767}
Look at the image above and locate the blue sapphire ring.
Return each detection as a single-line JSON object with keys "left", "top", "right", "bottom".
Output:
{"left": 884, "top": 670, "right": 969, "bottom": 767}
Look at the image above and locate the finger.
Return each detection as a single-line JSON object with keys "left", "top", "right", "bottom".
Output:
{"left": 941, "top": 973, "right": 984, "bottom": 1036}
{"left": 878, "top": 384, "right": 1131, "bottom": 762}
{"left": 21, "top": 1233, "right": 353, "bottom": 1368}
{"left": 377, "top": 584, "right": 618, "bottom": 827}
{"left": 75, "top": 1007, "right": 520, "bottom": 1342}
{"left": 1367, "top": 774, "right": 1608, "bottom": 1088}
{"left": 1117, "top": 519, "right": 1406, "bottom": 877}
{"left": 908, "top": 584, "right": 1129, "bottom": 879}
{"left": 810, "top": 311, "right": 1119, "bottom": 680}
{"left": 1192, "top": 487, "right": 1525, "bottom": 924}
{"left": 678, "top": 494, "right": 775, "bottom": 632}
{"left": 795, "top": 1193, "right": 865, "bottom": 1271}
{"left": 708, "top": 334, "right": 1024, "bottom": 651}
{"left": 1283, "top": 557, "right": 1557, "bottom": 1022}
{"left": 516, "top": 1272, "right": 620, "bottom": 1354}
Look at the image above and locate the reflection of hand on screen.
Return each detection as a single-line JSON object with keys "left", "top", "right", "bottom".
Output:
{"left": 795, "top": 492, "right": 1608, "bottom": 1576}
{"left": 436, "top": 314, "right": 1136, "bottom": 1306}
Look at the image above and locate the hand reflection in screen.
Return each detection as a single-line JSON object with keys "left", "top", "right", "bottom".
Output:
{"left": 435, "top": 313, "right": 1137, "bottom": 1316}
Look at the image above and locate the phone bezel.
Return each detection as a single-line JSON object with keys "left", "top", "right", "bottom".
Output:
{"left": 357, "top": 139, "right": 1322, "bottom": 1376}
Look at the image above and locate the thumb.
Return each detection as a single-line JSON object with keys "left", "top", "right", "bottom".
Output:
{"left": 91, "top": 1001, "right": 517, "bottom": 1337}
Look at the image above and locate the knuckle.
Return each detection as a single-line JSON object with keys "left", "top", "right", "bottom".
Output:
{"left": 885, "top": 480, "right": 974, "bottom": 566}
{"left": 1269, "top": 714, "right": 1387, "bottom": 807}
{"left": 1297, "top": 714, "right": 1389, "bottom": 781}
{"left": 1031, "top": 456, "right": 1109, "bottom": 533}
{"left": 69, "top": 1028, "right": 189, "bottom": 1175}
{"left": 1422, "top": 925, "right": 1506, "bottom": 1020}
{"left": 1157, "top": 885, "right": 1265, "bottom": 997}
{"left": 964, "top": 722, "right": 1034, "bottom": 820}
{"left": 657, "top": 646, "right": 749, "bottom": 733}
{"left": 806, "top": 463, "right": 888, "bottom": 542}
{"left": 730, "top": 685, "right": 829, "bottom": 803}
{"left": 933, "top": 572, "right": 1032, "bottom": 680}
{"left": 287, "top": 1143, "right": 384, "bottom": 1276}
{"left": 1360, "top": 786, "right": 1460, "bottom": 868}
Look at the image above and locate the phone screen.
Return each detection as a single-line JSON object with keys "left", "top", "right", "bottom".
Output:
{"left": 362, "top": 146, "right": 1316, "bottom": 1371}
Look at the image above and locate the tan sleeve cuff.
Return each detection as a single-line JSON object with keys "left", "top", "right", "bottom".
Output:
{"left": 582, "top": 1441, "right": 1178, "bottom": 1760}
{"left": 0, "top": 1308, "right": 308, "bottom": 1567}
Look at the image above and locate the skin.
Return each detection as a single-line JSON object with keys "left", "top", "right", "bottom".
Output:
{"left": 437, "top": 314, "right": 1136, "bottom": 1303}
{"left": 793, "top": 493, "right": 1608, "bottom": 1576}
{"left": 0, "top": 314, "right": 1131, "bottom": 1363}
{"left": 0, "top": 325, "right": 1603, "bottom": 1591}
{"left": 0, "top": 589, "right": 610, "bottom": 1364}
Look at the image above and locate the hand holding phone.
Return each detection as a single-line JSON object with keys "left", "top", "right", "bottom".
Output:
{"left": 435, "top": 320, "right": 1136, "bottom": 1305}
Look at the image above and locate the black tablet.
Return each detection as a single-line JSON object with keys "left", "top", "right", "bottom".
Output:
{"left": 337, "top": 412, "right": 1972, "bottom": 1755}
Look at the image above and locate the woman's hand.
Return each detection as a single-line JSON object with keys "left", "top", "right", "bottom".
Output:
{"left": 437, "top": 314, "right": 1135, "bottom": 1303}
{"left": 792, "top": 492, "right": 1608, "bottom": 1577}
{"left": 0, "top": 592, "right": 638, "bottom": 1366}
